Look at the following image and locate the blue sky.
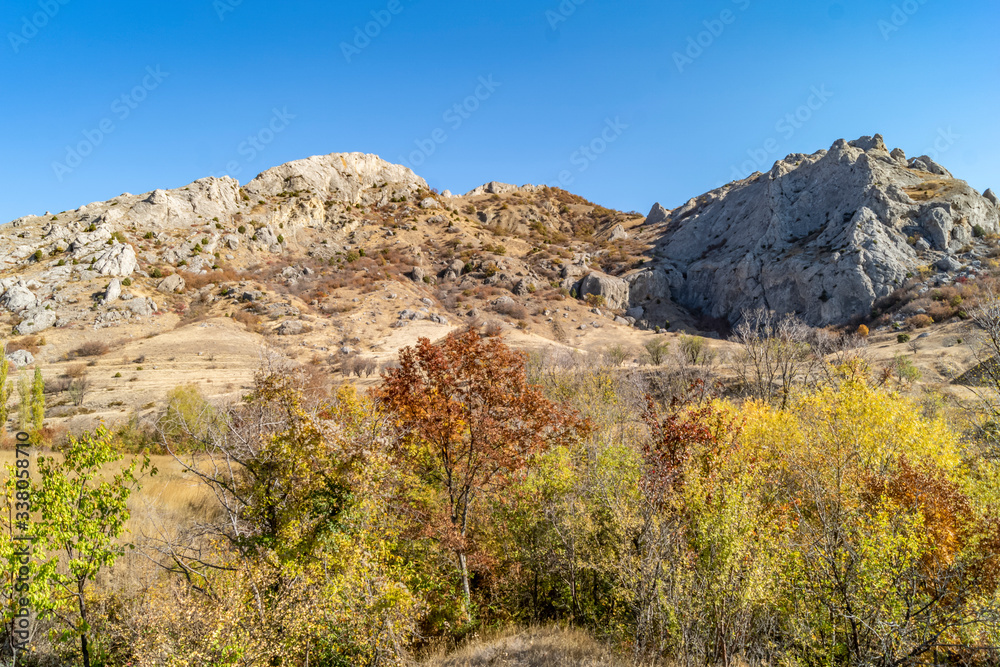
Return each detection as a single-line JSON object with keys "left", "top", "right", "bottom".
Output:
{"left": 2, "top": 0, "right": 997, "bottom": 222}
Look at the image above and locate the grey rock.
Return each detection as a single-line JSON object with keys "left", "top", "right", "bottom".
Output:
{"left": 985, "top": 189, "right": 999, "bottom": 208}
{"left": 609, "top": 224, "right": 629, "bottom": 241}
{"left": 276, "top": 320, "right": 305, "bottom": 335}
{"left": 410, "top": 266, "right": 425, "bottom": 282}
{"left": 936, "top": 256, "right": 963, "bottom": 272}
{"left": 6, "top": 349, "right": 34, "bottom": 367}
{"left": 637, "top": 135, "right": 999, "bottom": 326}
{"left": 645, "top": 203, "right": 670, "bottom": 225}
{"left": 0, "top": 284, "right": 37, "bottom": 313}
{"left": 127, "top": 298, "right": 155, "bottom": 317}
{"left": 915, "top": 237, "right": 931, "bottom": 251}
{"left": 577, "top": 271, "right": 629, "bottom": 310}
{"left": 513, "top": 279, "right": 533, "bottom": 296}
{"left": 614, "top": 316, "right": 631, "bottom": 325}
{"left": 103, "top": 278, "right": 121, "bottom": 304}
{"left": 157, "top": 274, "right": 186, "bottom": 293}
{"left": 626, "top": 306, "right": 645, "bottom": 320}
{"left": 15, "top": 307, "right": 56, "bottom": 335}
{"left": 419, "top": 197, "right": 440, "bottom": 209}
{"left": 91, "top": 243, "right": 137, "bottom": 276}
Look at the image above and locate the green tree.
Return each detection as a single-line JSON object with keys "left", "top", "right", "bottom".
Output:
{"left": 30, "top": 368, "right": 44, "bottom": 436}
{"left": 0, "top": 348, "right": 12, "bottom": 434}
{"left": 35, "top": 425, "right": 153, "bottom": 667}
{"left": 16, "top": 373, "right": 29, "bottom": 433}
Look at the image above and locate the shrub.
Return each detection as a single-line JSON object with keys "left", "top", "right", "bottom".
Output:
{"left": 32, "top": 249, "right": 43, "bottom": 262}
{"left": 897, "top": 333, "right": 911, "bottom": 344}
{"left": 973, "top": 224, "right": 987, "bottom": 238}
{"left": 151, "top": 268, "right": 163, "bottom": 278}
{"left": 856, "top": 324, "right": 869, "bottom": 338}
{"left": 72, "top": 341, "right": 108, "bottom": 358}
{"left": 238, "top": 225, "right": 247, "bottom": 234}
{"left": 276, "top": 235, "right": 284, "bottom": 244}
{"left": 121, "top": 278, "right": 132, "bottom": 287}
{"left": 908, "top": 314, "right": 933, "bottom": 328}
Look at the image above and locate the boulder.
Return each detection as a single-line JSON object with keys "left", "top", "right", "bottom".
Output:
{"left": 410, "top": 266, "right": 425, "bottom": 283}
{"left": 0, "top": 284, "right": 37, "bottom": 313}
{"left": 645, "top": 203, "right": 669, "bottom": 225}
{"left": 157, "top": 274, "right": 186, "bottom": 293}
{"left": 936, "top": 256, "right": 962, "bottom": 272}
{"left": 103, "top": 278, "right": 121, "bottom": 304}
{"left": 127, "top": 298, "right": 156, "bottom": 317}
{"left": 419, "top": 197, "right": 440, "bottom": 209}
{"left": 91, "top": 243, "right": 137, "bottom": 276}
{"left": 577, "top": 271, "right": 629, "bottom": 310}
{"left": 15, "top": 307, "right": 56, "bottom": 335}
{"left": 6, "top": 349, "right": 34, "bottom": 367}
{"left": 985, "top": 189, "right": 999, "bottom": 208}
{"left": 276, "top": 320, "right": 305, "bottom": 335}
{"left": 513, "top": 279, "right": 533, "bottom": 296}
{"left": 609, "top": 224, "right": 629, "bottom": 241}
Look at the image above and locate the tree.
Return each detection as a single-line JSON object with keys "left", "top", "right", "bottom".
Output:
{"left": 643, "top": 337, "right": 670, "bottom": 366}
{"left": 731, "top": 307, "right": 812, "bottom": 408}
{"left": 35, "top": 425, "right": 153, "bottom": 667}
{"left": 0, "top": 348, "right": 11, "bottom": 434}
{"left": 15, "top": 374, "right": 29, "bottom": 434}
{"left": 30, "top": 368, "right": 43, "bottom": 435}
{"left": 377, "top": 329, "right": 588, "bottom": 618}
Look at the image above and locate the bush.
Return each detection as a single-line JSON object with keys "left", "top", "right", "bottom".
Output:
{"left": 121, "top": 278, "right": 132, "bottom": 287}
{"left": 856, "top": 324, "right": 869, "bottom": 338}
{"left": 494, "top": 300, "right": 529, "bottom": 320}
{"left": 973, "top": 224, "right": 987, "bottom": 238}
{"left": 71, "top": 341, "right": 109, "bottom": 358}
{"left": 908, "top": 314, "right": 933, "bottom": 328}
{"left": 897, "top": 333, "right": 911, "bottom": 344}
{"left": 238, "top": 225, "right": 247, "bottom": 234}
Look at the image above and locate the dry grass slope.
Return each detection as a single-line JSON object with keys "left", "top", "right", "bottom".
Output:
{"left": 423, "top": 626, "right": 632, "bottom": 667}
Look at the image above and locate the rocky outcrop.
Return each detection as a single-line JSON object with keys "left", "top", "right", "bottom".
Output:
{"left": 15, "top": 306, "right": 56, "bottom": 335}
{"left": 92, "top": 244, "right": 137, "bottom": 277}
{"left": 641, "top": 134, "right": 1000, "bottom": 326}
{"left": 244, "top": 152, "right": 427, "bottom": 207}
{"left": 0, "top": 283, "right": 37, "bottom": 313}
{"left": 576, "top": 271, "right": 629, "bottom": 310}
{"left": 645, "top": 203, "right": 669, "bottom": 225}
{"left": 464, "top": 182, "right": 544, "bottom": 197}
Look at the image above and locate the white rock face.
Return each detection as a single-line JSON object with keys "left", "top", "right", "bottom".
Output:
{"left": 157, "top": 274, "right": 186, "bottom": 293}
{"left": 15, "top": 306, "right": 56, "bottom": 335}
{"left": 244, "top": 152, "right": 427, "bottom": 207}
{"left": 641, "top": 134, "right": 1000, "bottom": 326}
{"left": 6, "top": 349, "right": 34, "bottom": 367}
{"left": 0, "top": 283, "right": 37, "bottom": 313}
{"left": 103, "top": 278, "right": 121, "bottom": 304}
{"left": 92, "top": 244, "right": 137, "bottom": 277}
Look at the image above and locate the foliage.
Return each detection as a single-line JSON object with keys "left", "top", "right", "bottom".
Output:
{"left": 377, "top": 329, "right": 589, "bottom": 619}
{"left": 35, "top": 425, "right": 153, "bottom": 667}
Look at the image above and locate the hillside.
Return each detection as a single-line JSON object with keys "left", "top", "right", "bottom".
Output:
{"left": 1, "top": 138, "right": 998, "bottom": 427}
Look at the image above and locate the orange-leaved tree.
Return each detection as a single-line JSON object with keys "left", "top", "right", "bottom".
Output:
{"left": 377, "top": 328, "right": 588, "bottom": 619}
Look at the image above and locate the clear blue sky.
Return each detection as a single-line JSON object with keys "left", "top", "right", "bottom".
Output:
{"left": 2, "top": 0, "right": 998, "bottom": 222}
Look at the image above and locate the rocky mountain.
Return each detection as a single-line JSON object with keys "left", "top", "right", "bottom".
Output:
{"left": 629, "top": 135, "right": 1000, "bottom": 326}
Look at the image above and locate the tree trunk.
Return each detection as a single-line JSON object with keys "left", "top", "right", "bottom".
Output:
{"left": 458, "top": 551, "right": 471, "bottom": 619}
{"left": 78, "top": 577, "right": 91, "bottom": 667}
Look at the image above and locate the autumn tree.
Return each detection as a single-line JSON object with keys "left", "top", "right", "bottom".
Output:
{"left": 35, "top": 425, "right": 153, "bottom": 667}
{"left": 731, "top": 307, "right": 812, "bottom": 408}
{"left": 377, "top": 329, "right": 588, "bottom": 618}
